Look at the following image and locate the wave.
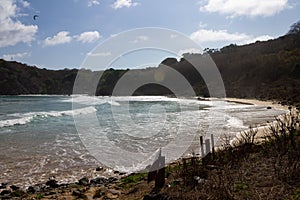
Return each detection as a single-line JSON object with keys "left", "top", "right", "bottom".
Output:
{"left": 0, "top": 107, "right": 97, "bottom": 128}
{"left": 62, "top": 96, "right": 121, "bottom": 106}
{"left": 226, "top": 115, "right": 248, "bottom": 129}
{"left": 0, "top": 116, "right": 34, "bottom": 128}
{"left": 67, "top": 95, "right": 213, "bottom": 107}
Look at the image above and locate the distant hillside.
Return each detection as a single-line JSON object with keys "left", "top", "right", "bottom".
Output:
{"left": 213, "top": 32, "right": 300, "bottom": 107}
{"left": 1, "top": 31, "right": 300, "bottom": 108}
{"left": 158, "top": 31, "right": 300, "bottom": 107}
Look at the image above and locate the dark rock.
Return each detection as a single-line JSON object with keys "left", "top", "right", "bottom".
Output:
{"left": 96, "top": 166, "right": 103, "bottom": 171}
{"left": 108, "top": 177, "right": 118, "bottom": 183}
{"left": 27, "top": 186, "right": 35, "bottom": 194}
{"left": 119, "top": 172, "right": 126, "bottom": 176}
{"left": 0, "top": 182, "right": 8, "bottom": 189}
{"left": 45, "top": 179, "right": 59, "bottom": 188}
{"left": 90, "top": 177, "right": 108, "bottom": 186}
{"left": 9, "top": 185, "right": 19, "bottom": 191}
{"left": 0, "top": 190, "right": 11, "bottom": 195}
{"left": 113, "top": 170, "right": 120, "bottom": 174}
{"left": 267, "top": 106, "right": 272, "bottom": 109}
{"left": 143, "top": 193, "right": 167, "bottom": 200}
{"left": 78, "top": 177, "right": 89, "bottom": 186}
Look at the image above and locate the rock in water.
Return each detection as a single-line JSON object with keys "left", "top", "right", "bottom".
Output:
{"left": 96, "top": 166, "right": 103, "bottom": 171}
{"left": 78, "top": 177, "right": 89, "bottom": 186}
{"left": 46, "top": 179, "right": 59, "bottom": 188}
{"left": 27, "top": 186, "right": 35, "bottom": 194}
{"left": 0, "top": 182, "right": 8, "bottom": 189}
{"left": 10, "top": 185, "right": 19, "bottom": 191}
{"left": 0, "top": 190, "right": 11, "bottom": 195}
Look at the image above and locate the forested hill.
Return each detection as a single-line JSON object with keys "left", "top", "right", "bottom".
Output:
{"left": 1, "top": 31, "right": 300, "bottom": 107}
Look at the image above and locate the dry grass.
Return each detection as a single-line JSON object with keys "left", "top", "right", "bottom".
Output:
{"left": 120, "top": 111, "right": 300, "bottom": 199}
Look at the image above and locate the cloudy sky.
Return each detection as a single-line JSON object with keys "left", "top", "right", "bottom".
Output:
{"left": 0, "top": 0, "right": 299, "bottom": 69}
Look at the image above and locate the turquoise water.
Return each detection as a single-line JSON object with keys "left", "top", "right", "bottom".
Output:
{"left": 0, "top": 95, "right": 286, "bottom": 187}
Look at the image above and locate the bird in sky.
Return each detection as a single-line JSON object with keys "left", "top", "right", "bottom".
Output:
{"left": 33, "top": 15, "right": 39, "bottom": 20}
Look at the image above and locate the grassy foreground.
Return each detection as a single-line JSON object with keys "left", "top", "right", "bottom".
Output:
{"left": 119, "top": 110, "right": 300, "bottom": 200}
{"left": 1, "top": 110, "right": 300, "bottom": 200}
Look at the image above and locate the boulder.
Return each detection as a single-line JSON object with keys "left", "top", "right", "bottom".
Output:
{"left": 78, "top": 177, "right": 89, "bottom": 186}
{"left": 90, "top": 177, "right": 108, "bottom": 186}
{"left": 45, "top": 179, "right": 59, "bottom": 188}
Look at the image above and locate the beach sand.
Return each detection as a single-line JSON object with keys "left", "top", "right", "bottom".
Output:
{"left": 225, "top": 98, "right": 290, "bottom": 110}
{"left": 225, "top": 98, "right": 291, "bottom": 143}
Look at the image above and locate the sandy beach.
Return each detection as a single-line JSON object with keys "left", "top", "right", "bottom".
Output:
{"left": 225, "top": 98, "right": 291, "bottom": 143}
{"left": 225, "top": 98, "right": 290, "bottom": 110}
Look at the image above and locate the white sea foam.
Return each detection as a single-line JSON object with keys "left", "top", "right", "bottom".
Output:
{"left": 0, "top": 106, "right": 97, "bottom": 128}
{"left": 226, "top": 115, "right": 248, "bottom": 129}
{"left": 63, "top": 96, "right": 121, "bottom": 106}
{"left": 68, "top": 95, "right": 210, "bottom": 107}
{"left": 0, "top": 116, "right": 34, "bottom": 128}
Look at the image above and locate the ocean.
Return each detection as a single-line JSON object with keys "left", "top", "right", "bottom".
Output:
{"left": 0, "top": 95, "right": 287, "bottom": 188}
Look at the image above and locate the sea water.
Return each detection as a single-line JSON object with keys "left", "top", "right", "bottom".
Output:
{"left": 0, "top": 95, "right": 286, "bottom": 187}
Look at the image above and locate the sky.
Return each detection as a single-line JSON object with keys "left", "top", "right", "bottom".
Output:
{"left": 0, "top": 0, "right": 299, "bottom": 70}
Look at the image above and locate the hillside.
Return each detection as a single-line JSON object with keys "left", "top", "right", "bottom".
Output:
{"left": 0, "top": 32, "right": 300, "bottom": 107}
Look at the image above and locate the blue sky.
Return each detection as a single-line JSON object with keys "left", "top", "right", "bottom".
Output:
{"left": 0, "top": 0, "right": 299, "bottom": 69}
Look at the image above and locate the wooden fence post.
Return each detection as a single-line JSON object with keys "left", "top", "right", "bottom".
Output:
{"left": 147, "top": 149, "right": 165, "bottom": 190}
{"left": 205, "top": 139, "right": 210, "bottom": 155}
{"left": 200, "top": 136, "right": 204, "bottom": 158}
{"left": 211, "top": 134, "right": 215, "bottom": 158}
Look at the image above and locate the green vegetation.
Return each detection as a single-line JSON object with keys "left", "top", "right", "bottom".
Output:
{"left": 1, "top": 29, "right": 300, "bottom": 109}
{"left": 35, "top": 193, "right": 44, "bottom": 199}
{"left": 120, "top": 172, "right": 148, "bottom": 189}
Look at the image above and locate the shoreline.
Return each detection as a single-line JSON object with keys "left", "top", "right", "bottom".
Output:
{"left": 224, "top": 98, "right": 291, "bottom": 144}
{"left": 0, "top": 97, "right": 294, "bottom": 199}
{"left": 224, "top": 97, "right": 290, "bottom": 111}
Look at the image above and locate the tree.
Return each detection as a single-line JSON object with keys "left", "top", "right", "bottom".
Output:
{"left": 287, "top": 21, "right": 300, "bottom": 35}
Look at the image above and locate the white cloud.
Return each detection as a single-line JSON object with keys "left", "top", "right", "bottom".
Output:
{"left": 2, "top": 52, "right": 30, "bottom": 61}
{"left": 178, "top": 48, "right": 203, "bottom": 56}
{"left": 200, "top": 0, "right": 289, "bottom": 17}
{"left": 112, "top": 0, "right": 139, "bottom": 9}
{"left": 191, "top": 29, "right": 249, "bottom": 43}
{"left": 75, "top": 31, "right": 101, "bottom": 43}
{"left": 190, "top": 28, "right": 273, "bottom": 46}
{"left": 88, "top": 0, "right": 100, "bottom": 7}
{"left": 130, "top": 35, "right": 148, "bottom": 43}
{"left": 247, "top": 35, "right": 274, "bottom": 44}
{"left": 43, "top": 31, "right": 101, "bottom": 46}
{"left": 44, "top": 31, "right": 72, "bottom": 46}
{"left": 0, "top": 0, "right": 37, "bottom": 48}
{"left": 19, "top": 0, "right": 30, "bottom": 8}
{"left": 87, "top": 52, "right": 112, "bottom": 57}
